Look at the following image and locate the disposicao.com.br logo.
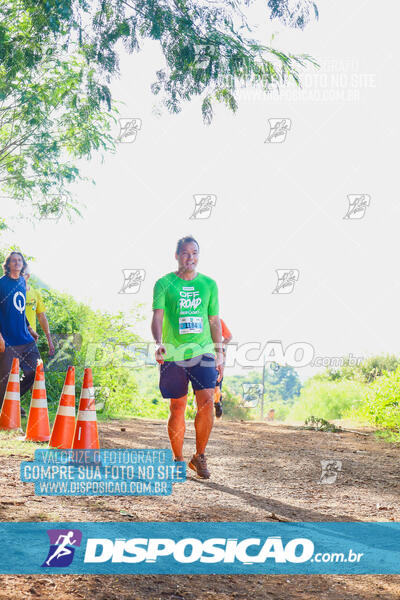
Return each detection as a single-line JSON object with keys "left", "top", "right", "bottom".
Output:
{"left": 35, "top": 525, "right": 369, "bottom": 574}
{"left": 84, "top": 535, "right": 313, "bottom": 564}
{"left": 82, "top": 536, "right": 362, "bottom": 565}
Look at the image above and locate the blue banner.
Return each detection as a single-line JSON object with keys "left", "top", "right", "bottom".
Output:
{"left": 0, "top": 522, "right": 399, "bottom": 574}
{"left": 20, "top": 449, "right": 185, "bottom": 496}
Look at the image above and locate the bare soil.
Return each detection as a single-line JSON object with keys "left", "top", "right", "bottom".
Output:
{"left": 0, "top": 418, "right": 399, "bottom": 599}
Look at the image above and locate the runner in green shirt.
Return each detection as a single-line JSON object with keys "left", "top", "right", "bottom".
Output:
{"left": 151, "top": 236, "right": 223, "bottom": 479}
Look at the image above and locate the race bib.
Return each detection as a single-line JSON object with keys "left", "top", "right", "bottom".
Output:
{"left": 179, "top": 317, "right": 203, "bottom": 335}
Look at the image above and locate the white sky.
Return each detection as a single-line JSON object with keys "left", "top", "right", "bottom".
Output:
{"left": 1, "top": 0, "right": 398, "bottom": 380}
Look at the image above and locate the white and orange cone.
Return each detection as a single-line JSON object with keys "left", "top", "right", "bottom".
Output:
{"left": 49, "top": 366, "right": 76, "bottom": 449}
{"left": 25, "top": 360, "right": 50, "bottom": 442}
{"left": 0, "top": 358, "right": 21, "bottom": 431}
{"left": 72, "top": 368, "right": 99, "bottom": 449}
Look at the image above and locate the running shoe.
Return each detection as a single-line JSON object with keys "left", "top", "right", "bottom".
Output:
{"left": 188, "top": 454, "right": 210, "bottom": 479}
{"left": 215, "top": 399, "right": 223, "bottom": 419}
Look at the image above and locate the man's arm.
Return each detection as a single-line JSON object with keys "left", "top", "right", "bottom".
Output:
{"left": 208, "top": 315, "right": 224, "bottom": 382}
{"left": 37, "top": 312, "right": 55, "bottom": 355}
{"left": 151, "top": 309, "right": 165, "bottom": 363}
{"left": 25, "top": 315, "right": 38, "bottom": 342}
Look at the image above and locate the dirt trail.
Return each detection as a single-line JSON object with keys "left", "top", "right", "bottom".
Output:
{"left": 0, "top": 418, "right": 399, "bottom": 598}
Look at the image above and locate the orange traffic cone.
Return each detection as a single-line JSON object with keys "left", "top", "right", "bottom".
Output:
{"left": 25, "top": 360, "right": 50, "bottom": 442}
{"left": 49, "top": 366, "right": 76, "bottom": 449}
{"left": 0, "top": 358, "right": 21, "bottom": 431}
{"left": 72, "top": 368, "right": 99, "bottom": 449}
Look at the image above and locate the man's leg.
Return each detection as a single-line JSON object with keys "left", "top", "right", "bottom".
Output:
{"left": 187, "top": 354, "right": 218, "bottom": 478}
{"left": 0, "top": 347, "right": 15, "bottom": 410}
{"left": 194, "top": 388, "right": 214, "bottom": 455}
{"left": 19, "top": 342, "right": 41, "bottom": 398}
{"left": 214, "top": 379, "right": 223, "bottom": 419}
{"left": 168, "top": 396, "right": 187, "bottom": 460}
{"left": 159, "top": 360, "right": 189, "bottom": 460}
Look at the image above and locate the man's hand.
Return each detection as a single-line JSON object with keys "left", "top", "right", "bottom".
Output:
{"left": 215, "top": 350, "right": 225, "bottom": 383}
{"left": 151, "top": 310, "right": 164, "bottom": 364}
{"left": 28, "top": 327, "right": 39, "bottom": 342}
{"left": 0, "top": 335, "right": 5, "bottom": 353}
{"left": 155, "top": 343, "right": 166, "bottom": 364}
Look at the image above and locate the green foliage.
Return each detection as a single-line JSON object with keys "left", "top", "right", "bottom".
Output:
{"left": 31, "top": 286, "right": 145, "bottom": 417}
{"left": 351, "top": 366, "right": 400, "bottom": 438}
{"left": 357, "top": 355, "right": 400, "bottom": 384}
{"left": 265, "top": 365, "right": 302, "bottom": 402}
{"left": 128, "top": 367, "right": 171, "bottom": 420}
{"left": 312, "top": 355, "right": 400, "bottom": 384}
{"left": 0, "top": 0, "right": 116, "bottom": 217}
{"left": 22, "top": 0, "right": 318, "bottom": 122}
{"left": 220, "top": 385, "right": 251, "bottom": 420}
{"left": 287, "top": 379, "right": 367, "bottom": 422}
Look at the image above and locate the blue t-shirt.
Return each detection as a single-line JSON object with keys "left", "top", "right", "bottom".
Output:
{"left": 0, "top": 275, "right": 34, "bottom": 346}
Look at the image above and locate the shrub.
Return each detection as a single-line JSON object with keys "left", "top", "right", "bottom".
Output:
{"left": 287, "top": 380, "right": 367, "bottom": 422}
{"left": 221, "top": 386, "right": 251, "bottom": 420}
{"left": 352, "top": 366, "right": 400, "bottom": 436}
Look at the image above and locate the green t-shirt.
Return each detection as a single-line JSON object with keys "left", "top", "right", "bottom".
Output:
{"left": 152, "top": 272, "right": 219, "bottom": 361}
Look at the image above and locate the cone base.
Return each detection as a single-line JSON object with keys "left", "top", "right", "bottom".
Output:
{"left": 72, "top": 439, "right": 100, "bottom": 450}
{"left": 49, "top": 441, "right": 74, "bottom": 449}
{"left": 25, "top": 435, "right": 50, "bottom": 442}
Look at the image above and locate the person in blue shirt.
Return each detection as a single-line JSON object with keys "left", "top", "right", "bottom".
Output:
{"left": 0, "top": 251, "right": 41, "bottom": 416}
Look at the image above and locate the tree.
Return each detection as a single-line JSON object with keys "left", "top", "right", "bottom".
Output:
{"left": 1, "top": 0, "right": 319, "bottom": 217}
{"left": 0, "top": 0, "right": 116, "bottom": 219}
{"left": 22, "top": 0, "right": 319, "bottom": 123}
{"left": 265, "top": 364, "right": 301, "bottom": 403}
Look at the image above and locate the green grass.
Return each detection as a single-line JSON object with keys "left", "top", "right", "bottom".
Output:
{"left": 374, "top": 430, "right": 400, "bottom": 444}
{"left": 0, "top": 429, "right": 44, "bottom": 457}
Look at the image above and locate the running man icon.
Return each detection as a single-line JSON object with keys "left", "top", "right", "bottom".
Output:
{"left": 46, "top": 531, "right": 77, "bottom": 565}
{"left": 42, "top": 529, "right": 82, "bottom": 567}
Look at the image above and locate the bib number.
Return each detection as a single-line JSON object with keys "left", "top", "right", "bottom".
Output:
{"left": 179, "top": 317, "right": 203, "bottom": 335}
